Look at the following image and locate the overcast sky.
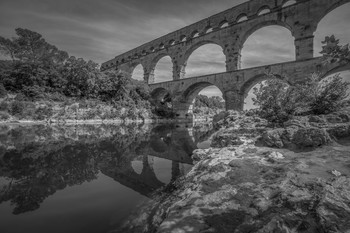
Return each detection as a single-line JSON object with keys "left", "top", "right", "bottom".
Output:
{"left": 1, "top": 0, "right": 350, "bottom": 108}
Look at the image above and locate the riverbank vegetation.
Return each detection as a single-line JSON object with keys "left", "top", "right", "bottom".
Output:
{"left": 252, "top": 35, "right": 350, "bottom": 124}
{"left": 0, "top": 28, "right": 153, "bottom": 122}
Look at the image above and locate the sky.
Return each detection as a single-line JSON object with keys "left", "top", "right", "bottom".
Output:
{"left": 1, "top": 0, "right": 350, "bottom": 108}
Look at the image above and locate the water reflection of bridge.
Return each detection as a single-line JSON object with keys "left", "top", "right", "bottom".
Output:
{"left": 0, "top": 124, "right": 214, "bottom": 214}
{"left": 99, "top": 124, "right": 211, "bottom": 198}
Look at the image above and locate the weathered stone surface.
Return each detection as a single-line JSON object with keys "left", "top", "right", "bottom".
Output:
{"left": 211, "top": 131, "right": 244, "bottom": 148}
{"left": 292, "top": 127, "right": 332, "bottom": 147}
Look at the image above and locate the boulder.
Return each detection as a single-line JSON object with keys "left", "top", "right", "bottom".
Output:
{"left": 192, "top": 149, "right": 209, "bottom": 162}
{"left": 261, "top": 128, "right": 286, "bottom": 148}
{"left": 317, "top": 177, "right": 350, "bottom": 232}
{"left": 211, "top": 131, "right": 244, "bottom": 148}
{"left": 292, "top": 127, "right": 331, "bottom": 147}
{"left": 212, "top": 111, "right": 229, "bottom": 128}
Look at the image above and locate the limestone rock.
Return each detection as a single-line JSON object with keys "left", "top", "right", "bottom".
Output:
{"left": 211, "top": 131, "right": 244, "bottom": 148}
{"left": 292, "top": 127, "right": 332, "bottom": 147}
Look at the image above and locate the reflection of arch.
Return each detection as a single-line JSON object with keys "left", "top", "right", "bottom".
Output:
{"left": 240, "top": 73, "right": 289, "bottom": 98}
{"left": 240, "top": 21, "right": 293, "bottom": 48}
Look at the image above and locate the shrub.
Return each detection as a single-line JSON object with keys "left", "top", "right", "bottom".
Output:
{"left": 308, "top": 74, "right": 350, "bottom": 115}
{"left": 10, "top": 100, "right": 25, "bottom": 116}
{"left": 0, "top": 101, "right": 9, "bottom": 111}
{"left": 252, "top": 77, "right": 305, "bottom": 124}
{"left": 0, "top": 83, "right": 7, "bottom": 98}
{"left": 0, "top": 111, "right": 10, "bottom": 121}
{"left": 34, "top": 105, "right": 53, "bottom": 120}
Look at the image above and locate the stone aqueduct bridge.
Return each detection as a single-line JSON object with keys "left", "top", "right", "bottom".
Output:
{"left": 101, "top": 0, "right": 350, "bottom": 119}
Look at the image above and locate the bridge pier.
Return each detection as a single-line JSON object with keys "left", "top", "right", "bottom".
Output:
{"left": 224, "top": 90, "right": 244, "bottom": 111}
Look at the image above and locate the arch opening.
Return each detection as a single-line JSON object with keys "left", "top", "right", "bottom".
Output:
{"left": 219, "top": 20, "right": 229, "bottom": 28}
{"left": 131, "top": 64, "right": 144, "bottom": 81}
{"left": 192, "top": 31, "right": 200, "bottom": 38}
{"left": 193, "top": 86, "right": 225, "bottom": 117}
{"left": 282, "top": 0, "right": 297, "bottom": 8}
{"left": 183, "top": 82, "right": 225, "bottom": 117}
{"left": 205, "top": 27, "right": 213, "bottom": 34}
{"left": 242, "top": 74, "right": 286, "bottom": 110}
{"left": 257, "top": 7, "right": 271, "bottom": 16}
{"left": 180, "top": 35, "right": 187, "bottom": 42}
{"left": 237, "top": 14, "right": 248, "bottom": 23}
{"left": 314, "top": 2, "right": 350, "bottom": 57}
{"left": 153, "top": 56, "right": 173, "bottom": 83}
{"left": 184, "top": 43, "right": 226, "bottom": 78}
{"left": 241, "top": 25, "right": 295, "bottom": 69}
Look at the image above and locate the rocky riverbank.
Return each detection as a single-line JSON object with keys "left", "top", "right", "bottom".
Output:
{"left": 115, "top": 108, "right": 350, "bottom": 233}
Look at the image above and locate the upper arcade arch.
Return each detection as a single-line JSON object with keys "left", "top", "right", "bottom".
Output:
{"left": 313, "top": 2, "right": 350, "bottom": 57}
{"left": 238, "top": 20, "right": 294, "bottom": 51}
{"left": 184, "top": 43, "right": 226, "bottom": 78}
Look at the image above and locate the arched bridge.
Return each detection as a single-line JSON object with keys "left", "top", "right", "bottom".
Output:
{"left": 101, "top": 0, "right": 350, "bottom": 119}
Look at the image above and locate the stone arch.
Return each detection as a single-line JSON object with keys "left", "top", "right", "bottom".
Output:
{"left": 320, "top": 63, "right": 350, "bottom": 79}
{"left": 182, "top": 41, "right": 226, "bottom": 78}
{"left": 240, "top": 73, "right": 290, "bottom": 99}
{"left": 183, "top": 40, "right": 225, "bottom": 67}
{"left": 191, "top": 30, "right": 200, "bottom": 38}
{"left": 151, "top": 87, "right": 171, "bottom": 101}
{"left": 239, "top": 20, "right": 293, "bottom": 48}
{"left": 180, "top": 82, "right": 225, "bottom": 115}
{"left": 149, "top": 53, "right": 174, "bottom": 83}
{"left": 313, "top": 1, "right": 350, "bottom": 57}
{"left": 204, "top": 25, "right": 214, "bottom": 34}
{"left": 281, "top": 0, "right": 297, "bottom": 8}
{"left": 218, "top": 20, "right": 229, "bottom": 28}
{"left": 180, "top": 35, "right": 187, "bottom": 42}
{"left": 236, "top": 13, "right": 248, "bottom": 23}
{"left": 313, "top": 0, "right": 350, "bottom": 28}
{"left": 131, "top": 63, "right": 145, "bottom": 81}
{"left": 257, "top": 6, "right": 271, "bottom": 16}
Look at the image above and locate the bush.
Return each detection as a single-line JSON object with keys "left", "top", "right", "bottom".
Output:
{"left": 0, "top": 111, "right": 10, "bottom": 121}
{"left": 0, "top": 101, "right": 9, "bottom": 111}
{"left": 10, "top": 100, "right": 25, "bottom": 116}
{"left": 308, "top": 74, "right": 349, "bottom": 114}
{"left": 34, "top": 105, "right": 53, "bottom": 120}
{"left": 252, "top": 77, "right": 305, "bottom": 124}
{"left": 0, "top": 83, "right": 7, "bottom": 98}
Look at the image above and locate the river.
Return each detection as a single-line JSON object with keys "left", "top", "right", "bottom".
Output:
{"left": 0, "top": 123, "right": 214, "bottom": 233}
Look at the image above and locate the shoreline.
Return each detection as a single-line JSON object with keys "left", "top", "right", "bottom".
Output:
{"left": 116, "top": 109, "right": 350, "bottom": 233}
{"left": 0, "top": 117, "right": 212, "bottom": 125}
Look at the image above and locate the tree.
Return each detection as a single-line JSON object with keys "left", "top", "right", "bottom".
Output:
{"left": 321, "top": 35, "right": 350, "bottom": 64}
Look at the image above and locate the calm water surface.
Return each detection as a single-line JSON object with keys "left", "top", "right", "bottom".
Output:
{"left": 0, "top": 123, "right": 213, "bottom": 233}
